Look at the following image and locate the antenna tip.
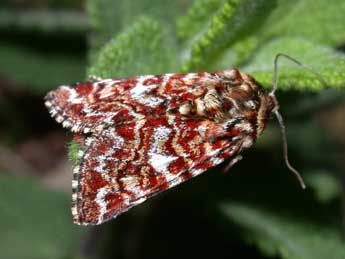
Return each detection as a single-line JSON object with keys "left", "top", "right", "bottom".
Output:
{"left": 300, "top": 181, "right": 307, "bottom": 190}
{"left": 292, "top": 167, "right": 307, "bottom": 190}
{"left": 291, "top": 167, "right": 307, "bottom": 190}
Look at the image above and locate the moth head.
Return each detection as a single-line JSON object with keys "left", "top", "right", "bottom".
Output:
{"left": 221, "top": 71, "right": 276, "bottom": 136}
{"left": 256, "top": 90, "right": 277, "bottom": 136}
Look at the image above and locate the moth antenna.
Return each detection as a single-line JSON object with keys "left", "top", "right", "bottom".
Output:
{"left": 269, "top": 52, "right": 329, "bottom": 189}
{"left": 273, "top": 109, "right": 306, "bottom": 189}
{"left": 271, "top": 53, "right": 328, "bottom": 95}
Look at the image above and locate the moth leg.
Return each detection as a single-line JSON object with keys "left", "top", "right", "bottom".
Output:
{"left": 222, "top": 155, "right": 242, "bottom": 173}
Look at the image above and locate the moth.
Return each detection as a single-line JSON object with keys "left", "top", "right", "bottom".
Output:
{"left": 45, "top": 54, "right": 308, "bottom": 226}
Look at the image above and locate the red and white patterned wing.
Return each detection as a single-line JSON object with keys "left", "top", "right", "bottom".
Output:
{"left": 72, "top": 114, "right": 247, "bottom": 225}
{"left": 44, "top": 72, "right": 223, "bottom": 134}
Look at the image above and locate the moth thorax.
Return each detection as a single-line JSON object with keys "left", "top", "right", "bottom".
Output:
{"left": 194, "top": 89, "right": 224, "bottom": 119}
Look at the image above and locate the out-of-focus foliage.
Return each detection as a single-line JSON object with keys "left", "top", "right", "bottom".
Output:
{"left": 0, "top": 9, "right": 89, "bottom": 33}
{"left": 1, "top": 0, "right": 345, "bottom": 259}
{"left": 0, "top": 8, "right": 86, "bottom": 93}
{"left": 0, "top": 174, "right": 84, "bottom": 259}
{"left": 305, "top": 170, "right": 341, "bottom": 203}
{"left": 0, "top": 43, "right": 85, "bottom": 93}
{"left": 222, "top": 203, "right": 345, "bottom": 259}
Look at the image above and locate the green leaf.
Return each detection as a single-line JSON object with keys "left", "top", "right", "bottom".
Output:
{"left": 0, "top": 43, "right": 85, "bottom": 94}
{"left": 87, "top": 16, "right": 175, "bottom": 78}
{"left": 221, "top": 203, "right": 345, "bottom": 259}
{"left": 87, "top": 0, "right": 190, "bottom": 54}
{"left": 120, "top": 0, "right": 189, "bottom": 31}
{"left": 180, "top": 0, "right": 277, "bottom": 71}
{"left": 243, "top": 38, "right": 345, "bottom": 90}
{"left": 177, "top": 0, "right": 345, "bottom": 91}
{"left": 259, "top": 0, "right": 345, "bottom": 47}
{"left": 0, "top": 174, "right": 84, "bottom": 259}
{"left": 180, "top": 0, "right": 241, "bottom": 70}
{"left": 177, "top": 0, "right": 223, "bottom": 41}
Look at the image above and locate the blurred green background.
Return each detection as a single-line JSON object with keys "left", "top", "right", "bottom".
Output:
{"left": 1, "top": 0, "right": 345, "bottom": 259}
